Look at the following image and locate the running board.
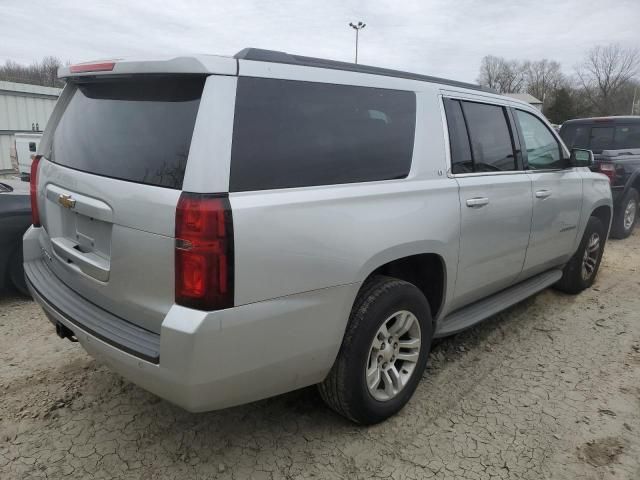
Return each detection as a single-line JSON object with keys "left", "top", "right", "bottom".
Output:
{"left": 435, "top": 269, "right": 563, "bottom": 338}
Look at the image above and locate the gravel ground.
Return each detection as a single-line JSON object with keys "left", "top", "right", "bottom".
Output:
{"left": 1, "top": 231, "right": 639, "bottom": 480}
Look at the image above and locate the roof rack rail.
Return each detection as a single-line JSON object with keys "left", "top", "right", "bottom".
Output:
{"left": 234, "top": 48, "right": 494, "bottom": 93}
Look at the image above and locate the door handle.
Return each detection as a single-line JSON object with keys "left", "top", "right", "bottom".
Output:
{"left": 535, "top": 189, "right": 552, "bottom": 199}
{"left": 466, "top": 197, "right": 490, "bottom": 208}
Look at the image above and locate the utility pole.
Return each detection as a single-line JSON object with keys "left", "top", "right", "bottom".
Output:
{"left": 348, "top": 21, "right": 366, "bottom": 64}
{"left": 632, "top": 85, "right": 638, "bottom": 115}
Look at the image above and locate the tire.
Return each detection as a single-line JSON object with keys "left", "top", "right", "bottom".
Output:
{"left": 318, "top": 275, "right": 433, "bottom": 424}
{"left": 9, "top": 245, "right": 30, "bottom": 297}
{"left": 555, "top": 216, "right": 606, "bottom": 294}
{"left": 610, "top": 188, "right": 638, "bottom": 239}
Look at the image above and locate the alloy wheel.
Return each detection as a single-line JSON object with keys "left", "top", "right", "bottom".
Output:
{"left": 623, "top": 199, "right": 637, "bottom": 231}
{"left": 365, "top": 310, "right": 421, "bottom": 401}
{"left": 581, "top": 232, "right": 601, "bottom": 281}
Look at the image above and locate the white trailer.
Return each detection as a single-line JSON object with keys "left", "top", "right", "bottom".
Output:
{"left": 15, "top": 132, "right": 42, "bottom": 180}
{"left": 0, "top": 81, "right": 61, "bottom": 172}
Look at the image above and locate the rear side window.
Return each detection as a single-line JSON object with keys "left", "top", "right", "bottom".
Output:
{"left": 462, "top": 102, "right": 517, "bottom": 172}
{"left": 51, "top": 76, "right": 205, "bottom": 189}
{"left": 444, "top": 98, "right": 518, "bottom": 173}
{"left": 614, "top": 125, "right": 640, "bottom": 149}
{"left": 230, "top": 78, "right": 416, "bottom": 192}
{"left": 443, "top": 99, "right": 473, "bottom": 174}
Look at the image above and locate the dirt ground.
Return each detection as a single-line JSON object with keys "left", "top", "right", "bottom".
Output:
{"left": 1, "top": 231, "right": 639, "bottom": 480}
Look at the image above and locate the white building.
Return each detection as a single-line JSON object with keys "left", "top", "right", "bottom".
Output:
{"left": 0, "top": 81, "right": 62, "bottom": 171}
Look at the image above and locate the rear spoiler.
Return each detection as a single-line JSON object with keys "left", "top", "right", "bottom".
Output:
{"left": 58, "top": 55, "right": 237, "bottom": 79}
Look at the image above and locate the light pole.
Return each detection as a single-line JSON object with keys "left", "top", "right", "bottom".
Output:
{"left": 348, "top": 21, "right": 366, "bottom": 64}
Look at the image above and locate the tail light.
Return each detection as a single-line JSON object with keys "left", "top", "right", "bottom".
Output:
{"left": 598, "top": 163, "right": 616, "bottom": 184}
{"left": 175, "top": 193, "right": 234, "bottom": 310}
{"left": 30, "top": 155, "right": 42, "bottom": 227}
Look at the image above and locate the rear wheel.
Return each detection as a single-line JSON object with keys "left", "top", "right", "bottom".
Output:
{"left": 555, "top": 216, "right": 606, "bottom": 294}
{"left": 611, "top": 188, "right": 638, "bottom": 239}
{"left": 318, "top": 276, "right": 433, "bottom": 424}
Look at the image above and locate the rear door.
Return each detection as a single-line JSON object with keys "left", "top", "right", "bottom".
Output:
{"left": 37, "top": 75, "right": 206, "bottom": 333}
{"left": 443, "top": 98, "right": 533, "bottom": 311}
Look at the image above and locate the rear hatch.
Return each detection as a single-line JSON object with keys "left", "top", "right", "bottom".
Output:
{"left": 37, "top": 75, "right": 206, "bottom": 333}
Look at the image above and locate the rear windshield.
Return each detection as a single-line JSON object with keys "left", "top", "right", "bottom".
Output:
{"left": 560, "top": 123, "right": 640, "bottom": 153}
{"left": 50, "top": 76, "right": 205, "bottom": 189}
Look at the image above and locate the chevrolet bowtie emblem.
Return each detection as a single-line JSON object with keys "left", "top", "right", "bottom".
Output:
{"left": 58, "top": 194, "right": 76, "bottom": 209}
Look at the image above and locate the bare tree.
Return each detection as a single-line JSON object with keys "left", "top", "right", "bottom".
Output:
{"left": 576, "top": 44, "right": 640, "bottom": 115}
{"left": 0, "top": 56, "right": 66, "bottom": 87}
{"left": 477, "top": 55, "right": 525, "bottom": 93}
{"left": 523, "top": 59, "right": 565, "bottom": 104}
{"left": 477, "top": 55, "right": 503, "bottom": 91}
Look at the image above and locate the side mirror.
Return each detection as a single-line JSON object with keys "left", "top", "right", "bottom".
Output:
{"left": 569, "top": 148, "right": 594, "bottom": 168}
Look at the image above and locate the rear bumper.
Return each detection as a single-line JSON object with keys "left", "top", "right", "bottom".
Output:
{"left": 23, "top": 226, "right": 359, "bottom": 412}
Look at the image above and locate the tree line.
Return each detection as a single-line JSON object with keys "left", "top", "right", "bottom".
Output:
{"left": 1, "top": 44, "right": 637, "bottom": 124}
{"left": 0, "top": 56, "right": 66, "bottom": 88}
{"left": 477, "top": 43, "right": 639, "bottom": 124}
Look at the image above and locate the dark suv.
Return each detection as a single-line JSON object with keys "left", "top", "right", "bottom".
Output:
{"left": 560, "top": 116, "right": 640, "bottom": 238}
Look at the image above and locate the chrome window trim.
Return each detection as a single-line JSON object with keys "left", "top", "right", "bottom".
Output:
{"left": 451, "top": 170, "right": 530, "bottom": 178}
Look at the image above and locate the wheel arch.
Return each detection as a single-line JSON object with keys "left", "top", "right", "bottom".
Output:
{"left": 357, "top": 247, "right": 449, "bottom": 325}
{"left": 591, "top": 204, "right": 613, "bottom": 234}
{"left": 624, "top": 170, "right": 640, "bottom": 197}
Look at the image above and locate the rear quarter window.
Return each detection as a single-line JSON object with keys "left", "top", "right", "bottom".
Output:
{"left": 229, "top": 78, "right": 416, "bottom": 192}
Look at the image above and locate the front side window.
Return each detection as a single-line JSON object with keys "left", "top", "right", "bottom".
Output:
{"left": 515, "top": 110, "right": 563, "bottom": 170}
{"left": 461, "top": 101, "right": 518, "bottom": 172}
{"left": 230, "top": 78, "right": 416, "bottom": 191}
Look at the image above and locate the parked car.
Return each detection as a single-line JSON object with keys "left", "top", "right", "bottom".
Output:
{"left": 0, "top": 178, "right": 31, "bottom": 295}
{"left": 560, "top": 116, "right": 640, "bottom": 238}
{"left": 24, "top": 49, "right": 612, "bottom": 424}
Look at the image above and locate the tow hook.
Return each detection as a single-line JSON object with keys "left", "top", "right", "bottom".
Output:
{"left": 56, "top": 322, "right": 78, "bottom": 342}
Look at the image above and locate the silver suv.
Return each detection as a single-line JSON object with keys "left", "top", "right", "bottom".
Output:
{"left": 24, "top": 49, "right": 613, "bottom": 424}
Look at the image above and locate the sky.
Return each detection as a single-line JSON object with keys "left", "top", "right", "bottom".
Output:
{"left": 1, "top": 0, "right": 639, "bottom": 83}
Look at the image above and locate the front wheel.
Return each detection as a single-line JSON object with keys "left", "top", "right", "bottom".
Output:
{"left": 318, "top": 276, "right": 433, "bottom": 424}
{"left": 555, "top": 216, "right": 606, "bottom": 294}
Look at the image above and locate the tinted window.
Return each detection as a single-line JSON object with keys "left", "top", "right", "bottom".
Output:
{"left": 51, "top": 76, "right": 205, "bottom": 189}
{"left": 560, "top": 124, "right": 590, "bottom": 149}
{"left": 515, "top": 110, "right": 563, "bottom": 169}
{"left": 230, "top": 78, "right": 416, "bottom": 191}
{"left": 443, "top": 99, "right": 473, "bottom": 174}
{"left": 461, "top": 102, "right": 517, "bottom": 172}
{"left": 614, "top": 125, "right": 640, "bottom": 149}
{"left": 590, "top": 126, "right": 614, "bottom": 153}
